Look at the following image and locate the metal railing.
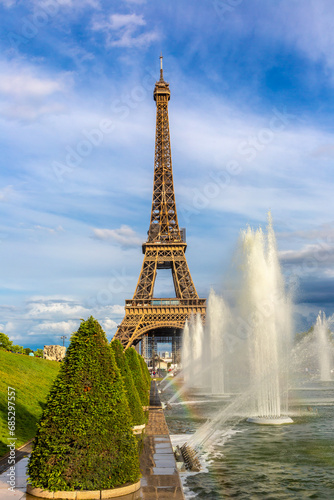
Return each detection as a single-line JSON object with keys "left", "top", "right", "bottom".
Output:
{"left": 125, "top": 298, "right": 206, "bottom": 308}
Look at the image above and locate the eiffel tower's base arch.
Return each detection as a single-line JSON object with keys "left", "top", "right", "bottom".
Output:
{"left": 114, "top": 298, "right": 206, "bottom": 359}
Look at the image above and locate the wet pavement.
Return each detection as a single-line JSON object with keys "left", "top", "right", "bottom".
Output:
{"left": 139, "top": 382, "right": 185, "bottom": 499}
{"left": 0, "top": 382, "right": 184, "bottom": 500}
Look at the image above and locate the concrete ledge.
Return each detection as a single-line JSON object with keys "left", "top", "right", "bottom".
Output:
{"left": 27, "top": 480, "right": 141, "bottom": 499}
{"left": 132, "top": 423, "right": 146, "bottom": 434}
{"left": 101, "top": 481, "right": 141, "bottom": 498}
{"left": 26, "top": 486, "right": 53, "bottom": 499}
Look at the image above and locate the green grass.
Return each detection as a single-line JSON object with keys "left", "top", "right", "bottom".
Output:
{"left": 0, "top": 350, "right": 60, "bottom": 456}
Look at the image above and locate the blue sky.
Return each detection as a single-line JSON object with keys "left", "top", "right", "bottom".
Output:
{"left": 0, "top": 0, "right": 334, "bottom": 349}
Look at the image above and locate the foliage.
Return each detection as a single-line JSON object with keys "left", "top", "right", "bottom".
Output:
{"left": 35, "top": 349, "right": 44, "bottom": 357}
{"left": 28, "top": 317, "right": 140, "bottom": 492}
{"left": 110, "top": 339, "right": 145, "bottom": 426}
{"left": 0, "top": 350, "right": 60, "bottom": 456}
{"left": 0, "top": 332, "right": 12, "bottom": 351}
{"left": 138, "top": 353, "right": 151, "bottom": 390}
{"left": 24, "top": 347, "right": 34, "bottom": 356}
{"left": 125, "top": 347, "right": 149, "bottom": 406}
{"left": 11, "top": 344, "right": 24, "bottom": 354}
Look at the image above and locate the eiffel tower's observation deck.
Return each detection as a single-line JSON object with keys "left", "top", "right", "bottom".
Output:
{"left": 114, "top": 57, "right": 206, "bottom": 360}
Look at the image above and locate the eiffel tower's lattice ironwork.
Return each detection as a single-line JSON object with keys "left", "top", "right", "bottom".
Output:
{"left": 114, "top": 57, "right": 206, "bottom": 350}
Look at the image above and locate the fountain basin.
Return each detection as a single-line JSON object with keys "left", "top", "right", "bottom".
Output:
{"left": 247, "top": 416, "right": 293, "bottom": 425}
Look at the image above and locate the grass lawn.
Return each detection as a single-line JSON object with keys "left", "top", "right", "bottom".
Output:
{"left": 0, "top": 350, "right": 60, "bottom": 457}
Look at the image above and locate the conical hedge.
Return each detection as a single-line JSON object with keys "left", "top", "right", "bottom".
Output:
{"left": 110, "top": 339, "right": 145, "bottom": 426}
{"left": 125, "top": 347, "right": 149, "bottom": 406}
{"left": 138, "top": 353, "right": 151, "bottom": 390}
{"left": 28, "top": 317, "right": 140, "bottom": 492}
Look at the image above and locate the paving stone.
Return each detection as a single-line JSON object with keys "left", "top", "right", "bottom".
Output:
{"left": 138, "top": 382, "right": 185, "bottom": 499}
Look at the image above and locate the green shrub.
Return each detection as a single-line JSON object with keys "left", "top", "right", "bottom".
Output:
{"left": 11, "top": 344, "right": 24, "bottom": 354}
{"left": 125, "top": 347, "right": 149, "bottom": 406}
{"left": 110, "top": 339, "right": 145, "bottom": 426}
{"left": 28, "top": 317, "right": 140, "bottom": 492}
{"left": 138, "top": 354, "right": 151, "bottom": 390}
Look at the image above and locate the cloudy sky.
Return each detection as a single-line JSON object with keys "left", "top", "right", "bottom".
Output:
{"left": 0, "top": 0, "right": 334, "bottom": 349}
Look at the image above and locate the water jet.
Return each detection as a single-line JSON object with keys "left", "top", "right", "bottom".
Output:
{"left": 240, "top": 213, "right": 293, "bottom": 424}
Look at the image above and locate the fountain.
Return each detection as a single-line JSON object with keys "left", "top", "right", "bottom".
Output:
{"left": 240, "top": 213, "right": 293, "bottom": 424}
{"left": 206, "top": 289, "right": 229, "bottom": 394}
{"left": 180, "top": 213, "right": 293, "bottom": 425}
{"left": 314, "top": 311, "right": 333, "bottom": 382}
{"left": 181, "top": 318, "right": 192, "bottom": 388}
{"left": 182, "top": 313, "right": 204, "bottom": 389}
{"left": 182, "top": 291, "right": 229, "bottom": 393}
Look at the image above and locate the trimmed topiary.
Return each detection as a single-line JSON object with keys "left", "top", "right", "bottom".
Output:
{"left": 138, "top": 353, "right": 151, "bottom": 390}
{"left": 110, "top": 339, "right": 145, "bottom": 426}
{"left": 125, "top": 347, "right": 149, "bottom": 406}
{"left": 28, "top": 317, "right": 140, "bottom": 492}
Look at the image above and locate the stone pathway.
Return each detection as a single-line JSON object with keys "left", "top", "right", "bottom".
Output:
{"left": 0, "top": 382, "right": 185, "bottom": 500}
{"left": 139, "top": 382, "right": 185, "bottom": 500}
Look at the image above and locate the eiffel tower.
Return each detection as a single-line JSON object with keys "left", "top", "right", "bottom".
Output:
{"left": 114, "top": 57, "right": 206, "bottom": 363}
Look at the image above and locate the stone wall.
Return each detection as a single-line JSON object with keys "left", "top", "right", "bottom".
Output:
{"left": 43, "top": 345, "right": 66, "bottom": 361}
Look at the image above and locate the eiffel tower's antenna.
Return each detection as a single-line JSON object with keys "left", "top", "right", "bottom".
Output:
{"left": 160, "top": 52, "right": 164, "bottom": 81}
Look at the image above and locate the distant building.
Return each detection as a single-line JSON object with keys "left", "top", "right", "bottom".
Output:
{"left": 44, "top": 345, "right": 66, "bottom": 361}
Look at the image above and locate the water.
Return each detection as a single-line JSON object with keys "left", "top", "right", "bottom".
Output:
{"left": 206, "top": 290, "right": 229, "bottom": 395}
{"left": 314, "top": 311, "right": 333, "bottom": 382}
{"left": 182, "top": 291, "right": 229, "bottom": 394}
{"left": 175, "top": 213, "right": 333, "bottom": 496}
{"left": 239, "top": 214, "right": 292, "bottom": 419}
{"left": 291, "top": 313, "right": 333, "bottom": 384}
{"left": 182, "top": 214, "right": 292, "bottom": 419}
{"left": 182, "top": 314, "right": 205, "bottom": 389}
{"left": 164, "top": 384, "right": 334, "bottom": 499}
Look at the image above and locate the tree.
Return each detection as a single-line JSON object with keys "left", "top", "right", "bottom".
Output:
{"left": 110, "top": 339, "right": 145, "bottom": 426}
{"left": 0, "top": 332, "right": 12, "bottom": 351}
{"left": 24, "top": 347, "right": 33, "bottom": 356}
{"left": 28, "top": 317, "right": 140, "bottom": 492}
{"left": 35, "top": 349, "right": 44, "bottom": 357}
{"left": 125, "top": 347, "right": 149, "bottom": 406}
{"left": 138, "top": 353, "right": 151, "bottom": 390}
{"left": 11, "top": 345, "right": 24, "bottom": 354}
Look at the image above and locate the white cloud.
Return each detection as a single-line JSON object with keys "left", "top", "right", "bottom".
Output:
{"left": 28, "top": 0, "right": 101, "bottom": 9}
{"left": 110, "top": 304, "right": 125, "bottom": 315}
{"left": 32, "top": 320, "right": 79, "bottom": 334}
{"left": 280, "top": 244, "right": 334, "bottom": 267}
{"left": 2, "top": 321, "right": 16, "bottom": 334}
{"left": 277, "top": 223, "right": 334, "bottom": 243}
{"left": 102, "top": 304, "right": 125, "bottom": 316}
{"left": 92, "top": 225, "right": 143, "bottom": 247}
{"left": 0, "top": 73, "right": 63, "bottom": 97}
{"left": 102, "top": 317, "right": 118, "bottom": 332}
{"left": 0, "top": 59, "right": 72, "bottom": 121}
{"left": 26, "top": 298, "right": 89, "bottom": 319}
{"left": 92, "top": 12, "right": 159, "bottom": 48}
{"left": 232, "top": 1, "right": 334, "bottom": 80}
{"left": 109, "top": 13, "right": 145, "bottom": 30}
{"left": 1, "top": 102, "right": 67, "bottom": 121}
{"left": 33, "top": 225, "right": 65, "bottom": 234}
